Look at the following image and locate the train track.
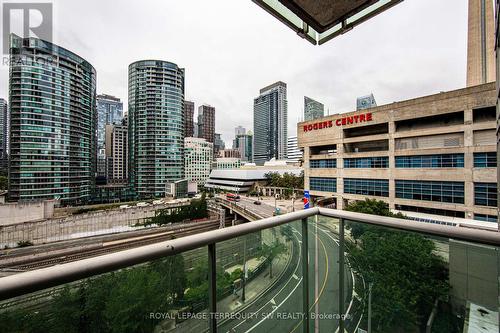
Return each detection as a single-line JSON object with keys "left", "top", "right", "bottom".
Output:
{"left": 1, "top": 222, "right": 219, "bottom": 271}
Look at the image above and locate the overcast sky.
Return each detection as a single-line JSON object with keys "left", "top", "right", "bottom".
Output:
{"left": 0, "top": 0, "right": 468, "bottom": 147}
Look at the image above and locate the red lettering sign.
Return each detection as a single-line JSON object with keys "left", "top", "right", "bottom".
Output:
{"left": 303, "top": 112, "right": 373, "bottom": 132}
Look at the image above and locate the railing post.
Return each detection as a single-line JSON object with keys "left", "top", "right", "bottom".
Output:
{"left": 301, "top": 217, "right": 309, "bottom": 333}
{"left": 208, "top": 243, "right": 217, "bottom": 333}
{"left": 339, "top": 218, "right": 345, "bottom": 332}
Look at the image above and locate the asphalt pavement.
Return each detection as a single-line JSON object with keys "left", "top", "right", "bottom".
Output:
{"left": 177, "top": 196, "right": 357, "bottom": 333}
{"left": 217, "top": 220, "right": 354, "bottom": 333}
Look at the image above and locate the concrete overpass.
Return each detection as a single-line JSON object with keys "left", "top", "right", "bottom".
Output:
{"left": 215, "top": 196, "right": 276, "bottom": 222}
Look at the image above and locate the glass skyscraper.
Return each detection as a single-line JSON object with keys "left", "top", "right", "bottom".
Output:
{"left": 0, "top": 98, "right": 8, "bottom": 167}
{"left": 253, "top": 81, "right": 288, "bottom": 165}
{"left": 304, "top": 96, "right": 324, "bottom": 121}
{"left": 128, "top": 60, "right": 185, "bottom": 198}
{"left": 356, "top": 93, "right": 377, "bottom": 110}
{"left": 8, "top": 35, "right": 97, "bottom": 204}
{"left": 234, "top": 131, "right": 253, "bottom": 162}
{"left": 97, "top": 94, "right": 123, "bottom": 150}
{"left": 184, "top": 100, "right": 195, "bottom": 138}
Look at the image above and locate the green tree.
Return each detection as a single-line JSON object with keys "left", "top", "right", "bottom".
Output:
{"left": 50, "top": 286, "right": 84, "bottom": 333}
{"left": 265, "top": 172, "right": 304, "bottom": 189}
{"left": 280, "top": 224, "right": 294, "bottom": 242}
{"left": 150, "top": 194, "right": 208, "bottom": 226}
{"left": 0, "top": 175, "right": 7, "bottom": 190}
{"left": 350, "top": 230, "right": 449, "bottom": 332}
{"left": 259, "top": 242, "right": 286, "bottom": 278}
{"left": 103, "top": 267, "right": 166, "bottom": 333}
{"left": 346, "top": 199, "right": 449, "bottom": 332}
{"left": 151, "top": 255, "right": 187, "bottom": 301}
{"left": 345, "top": 199, "right": 405, "bottom": 240}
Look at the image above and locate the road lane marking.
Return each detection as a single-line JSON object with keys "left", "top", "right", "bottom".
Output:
{"left": 317, "top": 226, "right": 358, "bottom": 333}
{"left": 289, "top": 228, "right": 330, "bottom": 333}
{"left": 228, "top": 229, "right": 303, "bottom": 331}
{"left": 243, "top": 277, "right": 303, "bottom": 333}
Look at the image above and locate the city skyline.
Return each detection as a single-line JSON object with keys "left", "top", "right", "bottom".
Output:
{"left": 0, "top": 0, "right": 468, "bottom": 144}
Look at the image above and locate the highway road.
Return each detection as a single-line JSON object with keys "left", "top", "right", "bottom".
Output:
{"left": 216, "top": 218, "right": 354, "bottom": 333}
{"left": 231, "top": 196, "right": 278, "bottom": 218}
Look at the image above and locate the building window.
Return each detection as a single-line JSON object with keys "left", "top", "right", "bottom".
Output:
{"left": 473, "top": 152, "right": 497, "bottom": 168}
{"left": 395, "top": 204, "right": 465, "bottom": 218}
{"left": 474, "top": 214, "right": 498, "bottom": 223}
{"left": 310, "top": 177, "right": 336, "bottom": 192}
{"left": 474, "top": 182, "right": 497, "bottom": 207}
{"left": 344, "top": 156, "right": 388, "bottom": 168}
{"left": 395, "top": 180, "right": 464, "bottom": 204}
{"left": 395, "top": 154, "right": 464, "bottom": 168}
{"left": 344, "top": 178, "right": 389, "bottom": 197}
{"left": 310, "top": 159, "right": 336, "bottom": 168}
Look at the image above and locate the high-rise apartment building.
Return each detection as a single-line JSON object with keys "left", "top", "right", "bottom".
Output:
{"left": 96, "top": 95, "right": 122, "bottom": 182}
{"left": 234, "top": 131, "right": 253, "bottom": 162}
{"left": 198, "top": 105, "right": 215, "bottom": 144}
{"left": 466, "top": 0, "right": 496, "bottom": 86}
{"left": 214, "top": 133, "right": 225, "bottom": 157}
{"left": 218, "top": 149, "right": 241, "bottom": 158}
{"left": 96, "top": 148, "right": 107, "bottom": 184}
{"left": 128, "top": 60, "right": 185, "bottom": 198}
{"left": 356, "top": 94, "right": 377, "bottom": 110}
{"left": 184, "top": 100, "right": 195, "bottom": 138}
{"left": 97, "top": 94, "right": 123, "bottom": 150}
{"left": 184, "top": 137, "right": 213, "bottom": 188}
{"left": 287, "top": 136, "right": 302, "bottom": 164}
{"left": 496, "top": 0, "right": 500, "bottom": 223}
{"left": 235, "top": 126, "right": 246, "bottom": 136}
{"left": 253, "top": 81, "right": 288, "bottom": 165}
{"left": 213, "top": 158, "right": 242, "bottom": 170}
{"left": 0, "top": 98, "right": 8, "bottom": 166}
{"left": 304, "top": 96, "right": 324, "bottom": 121}
{"left": 8, "top": 35, "right": 97, "bottom": 204}
{"left": 105, "top": 117, "right": 128, "bottom": 183}
{"left": 193, "top": 122, "right": 199, "bottom": 137}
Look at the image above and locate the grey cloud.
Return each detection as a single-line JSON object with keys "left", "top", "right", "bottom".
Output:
{"left": 0, "top": 0, "right": 467, "bottom": 145}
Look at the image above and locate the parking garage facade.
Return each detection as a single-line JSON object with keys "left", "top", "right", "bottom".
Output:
{"left": 298, "top": 83, "right": 498, "bottom": 223}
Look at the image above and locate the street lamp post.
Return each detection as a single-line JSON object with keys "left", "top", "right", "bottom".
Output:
{"left": 242, "top": 237, "right": 247, "bottom": 302}
{"left": 368, "top": 282, "right": 373, "bottom": 333}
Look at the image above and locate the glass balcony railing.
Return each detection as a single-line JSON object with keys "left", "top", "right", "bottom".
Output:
{"left": 0, "top": 208, "right": 499, "bottom": 333}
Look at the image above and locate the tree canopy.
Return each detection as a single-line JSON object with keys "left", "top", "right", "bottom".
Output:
{"left": 345, "top": 199, "right": 450, "bottom": 332}
{"left": 265, "top": 172, "right": 304, "bottom": 189}
{"left": 148, "top": 193, "right": 208, "bottom": 226}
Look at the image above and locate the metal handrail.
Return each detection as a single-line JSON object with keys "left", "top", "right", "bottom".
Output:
{"left": 0, "top": 208, "right": 317, "bottom": 300}
{"left": 318, "top": 208, "right": 500, "bottom": 246}
{"left": 1, "top": 207, "right": 500, "bottom": 302}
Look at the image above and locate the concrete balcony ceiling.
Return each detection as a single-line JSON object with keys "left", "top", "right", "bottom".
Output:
{"left": 252, "top": 0, "right": 402, "bottom": 45}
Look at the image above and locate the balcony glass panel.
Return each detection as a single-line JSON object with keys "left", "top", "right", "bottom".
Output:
{"left": 215, "top": 222, "right": 300, "bottom": 332}
{"left": 0, "top": 249, "right": 209, "bottom": 333}
{"left": 343, "top": 219, "right": 499, "bottom": 332}
{"left": 1, "top": 212, "right": 499, "bottom": 333}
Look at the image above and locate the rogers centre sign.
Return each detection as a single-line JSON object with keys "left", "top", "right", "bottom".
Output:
{"left": 303, "top": 112, "right": 373, "bottom": 132}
